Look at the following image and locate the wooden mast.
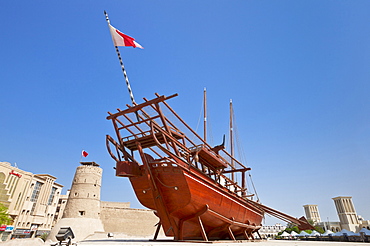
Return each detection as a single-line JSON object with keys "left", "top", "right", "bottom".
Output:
{"left": 230, "top": 99, "right": 235, "bottom": 180}
{"left": 203, "top": 88, "right": 207, "bottom": 141}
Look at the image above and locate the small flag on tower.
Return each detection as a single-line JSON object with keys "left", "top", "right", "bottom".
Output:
{"left": 108, "top": 24, "right": 143, "bottom": 49}
{"left": 82, "top": 150, "right": 89, "bottom": 157}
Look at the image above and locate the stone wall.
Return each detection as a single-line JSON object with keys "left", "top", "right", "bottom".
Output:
{"left": 100, "top": 204, "right": 162, "bottom": 238}
{"left": 101, "top": 201, "right": 130, "bottom": 209}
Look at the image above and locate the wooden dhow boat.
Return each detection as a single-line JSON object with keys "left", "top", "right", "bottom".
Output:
{"left": 106, "top": 93, "right": 312, "bottom": 241}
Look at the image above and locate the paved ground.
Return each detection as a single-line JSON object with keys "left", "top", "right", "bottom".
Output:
{"left": 77, "top": 239, "right": 369, "bottom": 246}
{"left": 1, "top": 238, "right": 369, "bottom": 246}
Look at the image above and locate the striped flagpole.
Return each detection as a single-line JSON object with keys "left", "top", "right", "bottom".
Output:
{"left": 104, "top": 11, "right": 137, "bottom": 106}
{"left": 114, "top": 45, "right": 137, "bottom": 105}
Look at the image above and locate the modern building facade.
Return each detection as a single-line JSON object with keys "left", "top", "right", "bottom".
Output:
{"left": 53, "top": 190, "right": 69, "bottom": 223}
{"left": 0, "top": 162, "right": 63, "bottom": 241}
{"left": 1, "top": 160, "right": 163, "bottom": 242}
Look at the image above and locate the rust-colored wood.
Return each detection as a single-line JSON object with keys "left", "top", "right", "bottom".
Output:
{"left": 197, "top": 216, "right": 208, "bottom": 241}
{"left": 115, "top": 161, "right": 141, "bottom": 177}
{"left": 227, "top": 225, "right": 236, "bottom": 241}
{"left": 192, "top": 145, "right": 227, "bottom": 169}
{"left": 124, "top": 130, "right": 184, "bottom": 151}
{"left": 243, "top": 229, "right": 250, "bottom": 240}
{"left": 107, "top": 94, "right": 177, "bottom": 120}
{"left": 106, "top": 93, "right": 314, "bottom": 241}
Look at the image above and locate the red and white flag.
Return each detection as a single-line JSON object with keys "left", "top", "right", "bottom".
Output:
{"left": 82, "top": 150, "right": 89, "bottom": 157}
{"left": 108, "top": 24, "right": 143, "bottom": 49}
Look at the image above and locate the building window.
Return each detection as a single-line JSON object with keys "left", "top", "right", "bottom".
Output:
{"left": 79, "top": 211, "right": 85, "bottom": 216}
{"left": 30, "top": 202, "right": 37, "bottom": 214}
{"left": 30, "top": 182, "right": 42, "bottom": 202}
{"left": 48, "top": 187, "right": 57, "bottom": 205}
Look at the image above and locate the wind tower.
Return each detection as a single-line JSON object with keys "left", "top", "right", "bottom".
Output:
{"left": 48, "top": 162, "right": 104, "bottom": 242}
{"left": 332, "top": 196, "right": 360, "bottom": 232}
{"left": 303, "top": 204, "right": 321, "bottom": 224}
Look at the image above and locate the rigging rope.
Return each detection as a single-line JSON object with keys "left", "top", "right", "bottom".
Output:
{"left": 194, "top": 97, "right": 203, "bottom": 143}
{"left": 229, "top": 106, "right": 261, "bottom": 201}
{"left": 249, "top": 172, "right": 260, "bottom": 202}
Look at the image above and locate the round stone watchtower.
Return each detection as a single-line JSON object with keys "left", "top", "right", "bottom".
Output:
{"left": 48, "top": 162, "right": 104, "bottom": 242}
{"left": 63, "top": 162, "right": 102, "bottom": 219}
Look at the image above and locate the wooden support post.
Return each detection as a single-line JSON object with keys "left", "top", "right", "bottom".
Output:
{"left": 178, "top": 205, "right": 209, "bottom": 241}
{"left": 178, "top": 219, "right": 184, "bottom": 240}
{"left": 227, "top": 226, "right": 236, "bottom": 240}
{"left": 198, "top": 216, "right": 208, "bottom": 241}
{"left": 153, "top": 222, "right": 162, "bottom": 240}
{"left": 243, "top": 229, "right": 250, "bottom": 240}
{"left": 241, "top": 170, "right": 246, "bottom": 197}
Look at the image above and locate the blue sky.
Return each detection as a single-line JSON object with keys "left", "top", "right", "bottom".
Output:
{"left": 1, "top": 1, "right": 369, "bottom": 226}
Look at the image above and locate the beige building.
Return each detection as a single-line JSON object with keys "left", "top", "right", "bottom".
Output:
{"left": 0, "top": 162, "right": 63, "bottom": 241}
{"left": 259, "top": 223, "right": 286, "bottom": 238}
{"left": 333, "top": 196, "right": 360, "bottom": 232}
{"left": 303, "top": 196, "right": 369, "bottom": 233}
{"left": 53, "top": 190, "right": 69, "bottom": 223}
{"left": 1, "top": 160, "right": 164, "bottom": 243}
{"left": 48, "top": 162, "right": 163, "bottom": 243}
{"left": 303, "top": 204, "right": 321, "bottom": 224}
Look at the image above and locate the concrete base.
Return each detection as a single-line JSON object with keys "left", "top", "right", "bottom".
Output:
{"left": 84, "top": 231, "right": 169, "bottom": 241}
{"left": 47, "top": 218, "right": 104, "bottom": 243}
